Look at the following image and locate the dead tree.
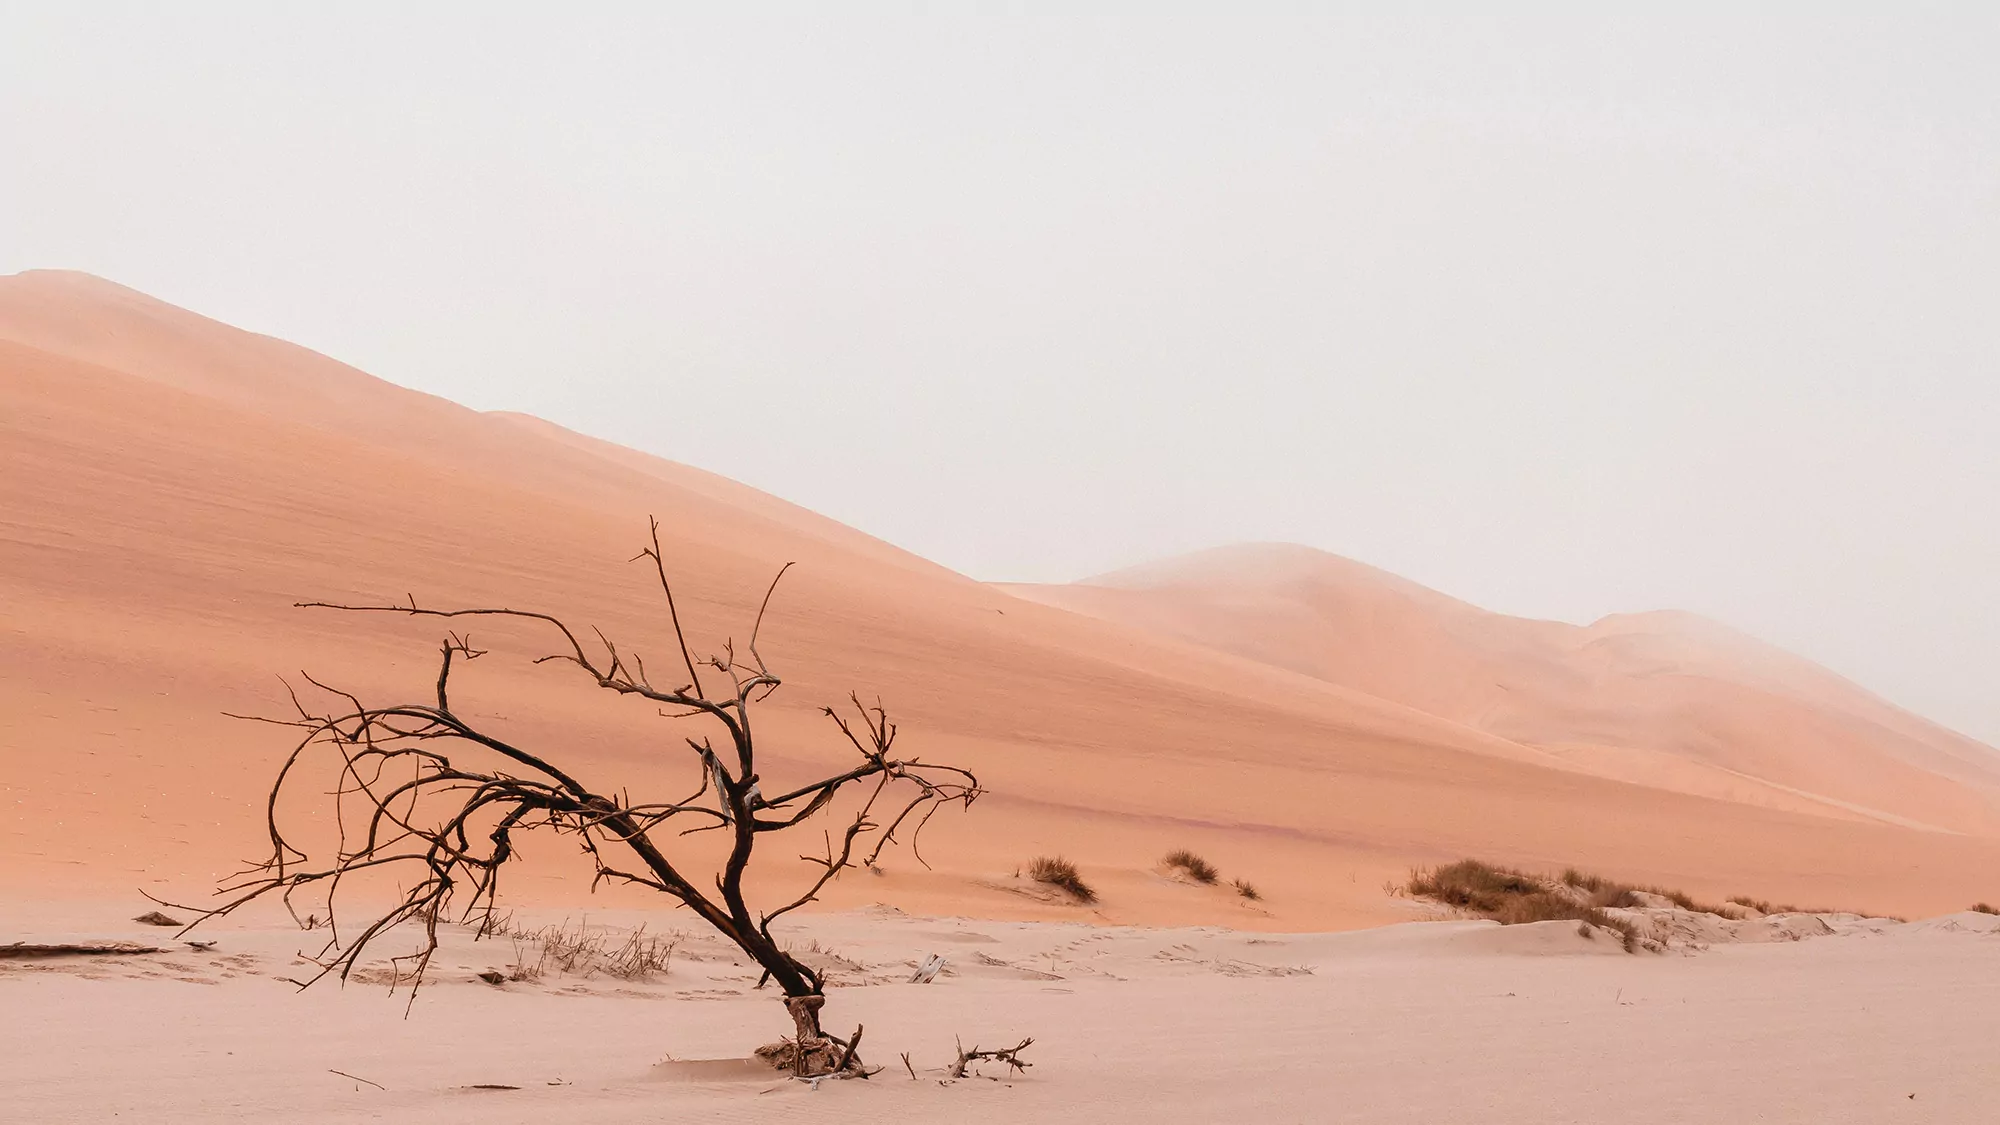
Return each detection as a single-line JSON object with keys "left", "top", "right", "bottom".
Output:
{"left": 173, "top": 519, "right": 981, "bottom": 1077}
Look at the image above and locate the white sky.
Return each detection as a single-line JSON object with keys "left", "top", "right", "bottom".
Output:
{"left": 4, "top": 3, "right": 1997, "bottom": 743}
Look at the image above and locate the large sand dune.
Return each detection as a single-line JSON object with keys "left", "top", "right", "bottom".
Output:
{"left": 4, "top": 269, "right": 1999, "bottom": 926}
{"left": 1010, "top": 544, "right": 2000, "bottom": 835}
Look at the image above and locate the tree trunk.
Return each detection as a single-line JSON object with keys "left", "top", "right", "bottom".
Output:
{"left": 783, "top": 993, "right": 838, "bottom": 1075}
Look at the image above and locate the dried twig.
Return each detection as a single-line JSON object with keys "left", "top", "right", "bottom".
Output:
{"left": 328, "top": 1069, "right": 384, "bottom": 1091}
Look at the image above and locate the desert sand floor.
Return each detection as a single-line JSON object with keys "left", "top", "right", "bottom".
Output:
{"left": 5, "top": 903, "right": 1998, "bottom": 1124}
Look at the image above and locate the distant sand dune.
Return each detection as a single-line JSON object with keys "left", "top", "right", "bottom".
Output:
{"left": 1008, "top": 542, "right": 2000, "bottom": 834}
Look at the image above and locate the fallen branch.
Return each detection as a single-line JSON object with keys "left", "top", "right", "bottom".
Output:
{"left": 0, "top": 941, "right": 163, "bottom": 959}
{"left": 949, "top": 1036, "right": 1034, "bottom": 1079}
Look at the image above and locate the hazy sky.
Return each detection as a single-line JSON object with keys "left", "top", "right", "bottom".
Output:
{"left": 4, "top": 4, "right": 1996, "bottom": 742}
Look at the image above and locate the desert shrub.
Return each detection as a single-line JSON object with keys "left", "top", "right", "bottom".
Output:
{"left": 1233, "top": 878, "right": 1261, "bottom": 901}
{"left": 1028, "top": 856, "right": 1096, "bottom": 903}
{"left": 1163, "top": 849, "right": 1220, "bottom": 884}
{"left": 1406, "top": 858, "right": 1914, "bottom": 953}
{"left": 1972, "top": 903, "right": 2000, "bottom": 915}
{"left": 1406, "top": 859, "right": 1642, "bottom": 951}
{"left": 1406, "top": 859, "right": 1544, "bottom": 913}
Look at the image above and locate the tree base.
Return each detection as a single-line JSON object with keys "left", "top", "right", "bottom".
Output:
{"left": 753, "top": 1038, "right": 841, "bottom": 1075}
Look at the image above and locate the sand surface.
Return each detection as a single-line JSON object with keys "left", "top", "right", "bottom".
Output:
{"left": 5, "top": 901, "right": 2000, "bottom": 1124}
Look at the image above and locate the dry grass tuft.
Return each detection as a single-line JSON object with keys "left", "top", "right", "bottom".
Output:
{"left": 1646, "top": 886, "right": 1731, "bottom": 915}
{"left": 1409, "top": 859, "right": 1893, "bottom": 950}
{"left": 1232, "top": 878, "right": 1261, "bottom": 901}
{"left": 1557, "top": 865, "right": 1727, "bottom": 914}
{"left": 1408, "top": 859, "right": 1644, "bottom": 952}
{"left": 1727, "top": 894, "right": 1796, "bottom": 915}
{"left": 1162, "top": 849, "right": 1220, "bottom": 884}
{"left": 1028, "top": 855, "right": 1097, "bottom": 904}
{"left": 1725, "top": 894, "right": 1874, "bottom": 917}
{"left": 483, "top": 917, "right": 681, "bottom": 981}
{"left": 1408, "top": 859, "right": 1542, "bottom": 912}
{"left": 1559, "top": 867, "right": 1610, "bottom": 893}
{"left": 1972, "top": 903, "right": 2000, "bottom": 915}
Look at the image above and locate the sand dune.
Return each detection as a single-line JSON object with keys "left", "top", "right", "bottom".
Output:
{"left": 1010, "top": 542, "right": 2000, "bottom": 835}
{"left": 4, "top": 270, "right": 1999, "bottom": 930}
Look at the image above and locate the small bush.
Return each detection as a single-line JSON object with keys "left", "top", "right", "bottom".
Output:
{"left": 1029, "top": 856, "right": 1097, "bottom": 904}
{"left": 1163, "top": 849, "right": 1220, "bottom": 884}
{"left": 1232, "top": 878, "right": 1261, "bottom": 901}
{"left": 1406, "top": 859, "right": 1543, "bottom": 913}
{"left": 1405, "top": 858, "right": 1900, "bottom": 948}
{"left": 1406, "top": 859, "right": 1642, "bottom": 952}
{"left": 1972, "top": 903, "right": 1999, "bottom": 915}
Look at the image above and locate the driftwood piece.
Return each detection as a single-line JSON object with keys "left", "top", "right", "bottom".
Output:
{"left": 909, "top": 953, "right": 947, "bottom": 983}
{"left": 133, "top": 911, "right": 184, "bottom": 927}
{"left": 1, "top": 941, "right": 165, "bottom": 959}
{"left": 949, "top": 1036, "right": 1034, "bottom": 1078}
